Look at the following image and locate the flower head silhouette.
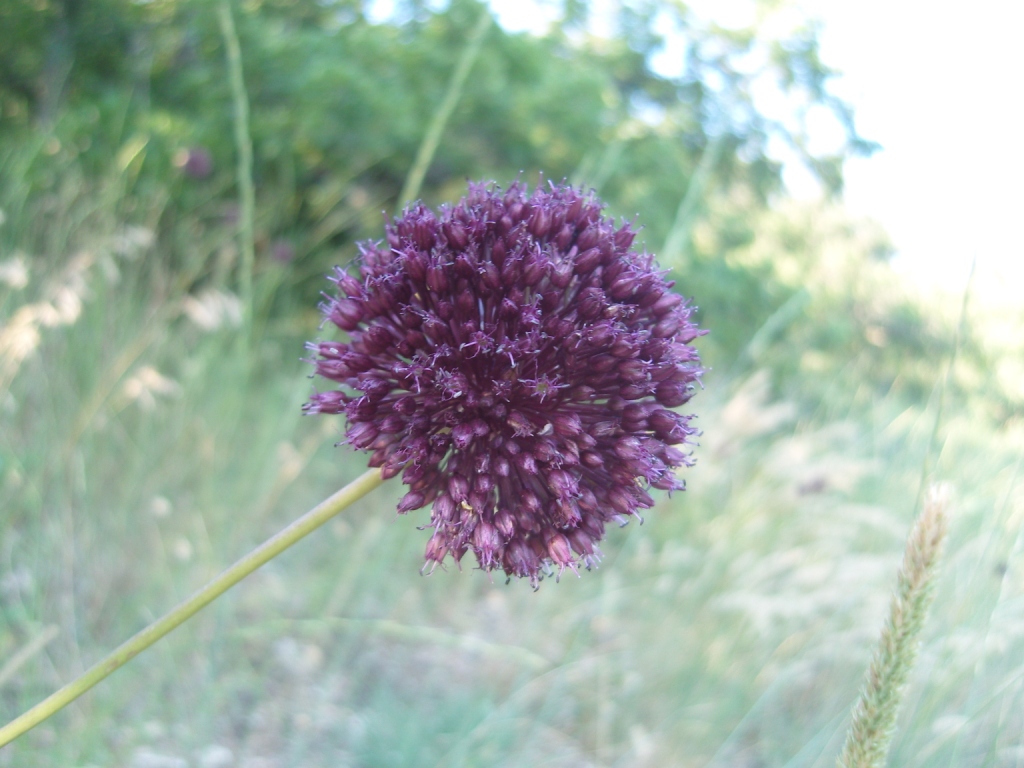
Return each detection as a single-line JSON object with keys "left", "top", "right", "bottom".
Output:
{"left": 306, "top": 181, "right": 704, "bottom": 585}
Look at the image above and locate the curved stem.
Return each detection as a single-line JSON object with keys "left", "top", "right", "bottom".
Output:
{"left": 0, "top": 468, "right": 384, "bottom": 747}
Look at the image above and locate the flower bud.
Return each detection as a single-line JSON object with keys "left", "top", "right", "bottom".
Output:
{"left": 448, "top": 473, "right": 469, "bottom": 503}
{"left": 553, "top": 412, "right": 584, "bottom": 438}
{"left": 403, "top": 250, "right": 429, "bottom": 282}
{"left": 507, "top": 410, "right": 533, "bottom": 436}
{"left": 614, "top": 436, "right": 643, "bottom": 460}
{"left": 329, "top": 298, "right": 363, "bottom": 331}
{"left": 655, "top": 380, "right": 692, "bottom": 407}
{"left": 495, "top": 509, "right": 516, "bottom": 538}
{"left": 576, "top": 225, "right": 600, "bottom": 252}
{"left": 516, "top": 452, "right": 538, "bottom": 475}
{"left": 652, "top": 314, "right": 683, "bottom": 339}
{"left": 444, "top": 221, "right": 469, "bottom": 250}
{"left": 347, "top": 422, "right": 379, "bottom": 449}
{"left": 546, "top": 469, "right": 579, "bottom": 499}
{"left": 613, "top": 226, "right": 636, "bottom": 250}
{"left": 545, "top": 530, "right": 575, "bottom": 567}
{"left": 577, "top": 287, "right": 605, "bottom": 320}
{"left": 651, "top": 292, "right": 683, "bottom": 316}
{"left": 608, "top": 273, "right": 637, "bottom": 300}
{"left": 522, "top": 252, "right": 547, "bottom": 286}
{"left": 452, "top": 423, "right": 475, "bottom": 449}
{"left": 303, "top": 390, "right": 346, "bottom": 414}
{"left": 433, "top": 493, "right": 457, "bottom": 524}
{"left": 362, "top": 325, "right": 393, "bottom": 355}
{"left": 528, "top": 207, "right": 552, "bottom": 239}
{"left": 397, "top": 490, "right": 425, "bottom": 514}
{"left": 426, "top": 264, "right": 449, "bottom": 294}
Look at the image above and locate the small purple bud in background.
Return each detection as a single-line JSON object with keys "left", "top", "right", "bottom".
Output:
{"left": 173, "top": 147, "right": 214, "bottom": 179}
{"left": 271, "top": 239, "right": 296, "bottom": 264}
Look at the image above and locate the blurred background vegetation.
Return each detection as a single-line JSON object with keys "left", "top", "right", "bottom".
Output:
{"left": 0, "top": 0, "right": 1021, "bottom": 765}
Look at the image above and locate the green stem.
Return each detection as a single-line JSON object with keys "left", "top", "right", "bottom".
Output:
{"left": 217, "top": 0, "right": 256, "bottom": 330}
{"left": 0, "top": 468, "right": 384, "bottom": 747}
{"left": 398, "top": 8, "right": 491, "bottom": 207}
{"left": 661, "top": 133, "right": 727, "bottom": 266}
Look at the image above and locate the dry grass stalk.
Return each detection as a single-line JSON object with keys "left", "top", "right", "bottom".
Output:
{"left": 837, "top": 484, "right": 951, "bottom": 767}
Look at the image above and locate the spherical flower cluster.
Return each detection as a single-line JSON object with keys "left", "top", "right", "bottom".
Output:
{"left": 305, "top": 181, "right": 704, "bottom": 586}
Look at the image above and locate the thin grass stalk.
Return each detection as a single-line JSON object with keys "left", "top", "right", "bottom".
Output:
{"left": 661, "top": 132, "right": 727, "bottom": 266}
{"left": 0, "top": 468, "right": 384, "bottom": 747}
{"left": 0, "top": 626, "right": 60, "bottom": 689}
{"left": 836, "top": 485, "right": 950, "bottom": 768}
{"left": 837, "top": 257, "right": 971, "bottom": 767}
{"left": 397, "top": 8, "right": 491, "bottom": 207}
{"left": 917, "top": 257, "right": 975, "bottom": 502}
{"left": 217, "top": 0, "right": 256, "bottom": 330}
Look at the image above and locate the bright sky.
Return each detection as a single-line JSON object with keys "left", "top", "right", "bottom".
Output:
{"left": 485, "top": 0, "right": 1024, "bottom": 305}
{"left": 809, "top": 0, "right": 1024, "bottom": 303}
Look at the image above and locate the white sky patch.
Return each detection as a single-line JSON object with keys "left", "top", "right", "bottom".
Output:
{"left": 364, "top": 0, "right": 396, "bottom": 25}
{"left": 488, "top": 0, "right": 563, "bottom": 35}
{"left": 647, "top": 9, "right": 687, "bottom": 80}
{"left": 687, "top": 0, "right": 757, "bottom": 31}
{"left": 365, "top": 0, "right": 448, "bottom": 24}
{"left": 808, "top": 0, "right": 1024, "bottom": 301}
{"left": 678, "top": 0, "right": 1024, "bottom": 301}
{"left": 369, "top": 0, "right": 1023, "bottom": 303}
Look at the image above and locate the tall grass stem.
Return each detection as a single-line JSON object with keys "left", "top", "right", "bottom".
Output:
{"left": 398, "top": 9, "right": 491, "bottom": 207}
{"left": 218, "top": 0, "right": 256, "bottom": 330}
{"left": 917, "top": 258, "right": 975, "bottom": 505}
{"left": 661, "top": 132, "right": 726, "bottom": 266}
{"left": 0, "top": 468, "right": 384, "bottom": 747}
{"left": 0, "top": 626, "right": 60, "bottom": 689}
{"left": 836, "top": 485, "right": 950, "bottom": 767}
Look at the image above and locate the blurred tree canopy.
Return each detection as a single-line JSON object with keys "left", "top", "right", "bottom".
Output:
{"left": 14, "top": 0, "right": 990, "bottom": 411}
{"left": 0, "top": 0, "right": 872, "bottom": 224}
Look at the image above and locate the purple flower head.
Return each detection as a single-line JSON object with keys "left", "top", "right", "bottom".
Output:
{"left": 305, "top": 181, "right": 705, "bottom": 587}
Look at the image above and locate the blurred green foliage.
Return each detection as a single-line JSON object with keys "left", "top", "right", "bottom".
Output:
{"left": 1, "top": 2, "right": 1023, "bottom": 765}
{"left": 1, "top": 0, "right": 886, "bottom": 360}
{"left": 1, "top": 0, "right": 1017, "bottom": 469}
